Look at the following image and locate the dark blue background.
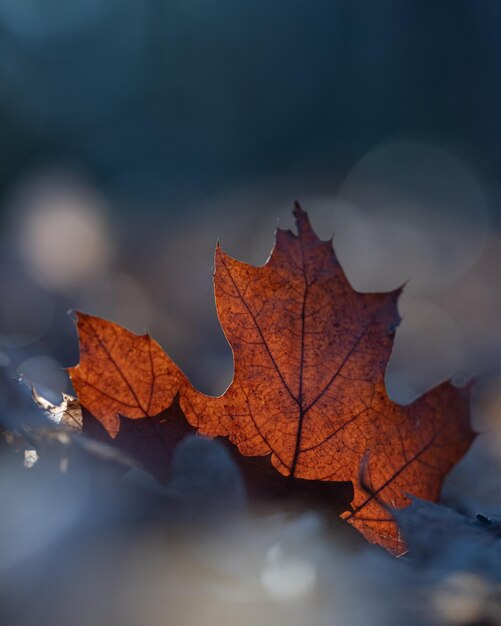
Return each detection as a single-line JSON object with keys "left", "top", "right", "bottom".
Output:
{"left": 0, "top": 0, "right": 499, "bottom": 219}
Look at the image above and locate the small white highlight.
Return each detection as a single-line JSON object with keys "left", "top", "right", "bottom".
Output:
{"left": 260, "top": 543, "right": 316, "bottom": 600}
{"left": 23, "top": 449, "right": 38, "bottom": 469}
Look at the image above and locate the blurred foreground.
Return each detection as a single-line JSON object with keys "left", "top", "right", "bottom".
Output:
{"left": 1, "top": 406, "right": 501, "bottom": 626}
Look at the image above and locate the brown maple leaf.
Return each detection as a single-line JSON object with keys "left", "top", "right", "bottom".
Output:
{"left": 69, "top": 204, "right": 474, "bottom": 553}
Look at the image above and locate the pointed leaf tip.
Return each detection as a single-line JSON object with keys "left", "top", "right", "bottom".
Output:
{"left": 293, "top": 202, "right": 315, "bottom": 239}
{"left": 69, "top": 313, "right": 185, "bottom": 437}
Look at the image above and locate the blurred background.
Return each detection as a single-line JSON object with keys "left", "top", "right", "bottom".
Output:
{"left": 0, "top": 0, "right": 500, "bottom": 421}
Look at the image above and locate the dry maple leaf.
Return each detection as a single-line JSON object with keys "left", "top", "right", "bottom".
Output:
{"left": 69, "top": 204, "right": 474, "bottom": 554}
